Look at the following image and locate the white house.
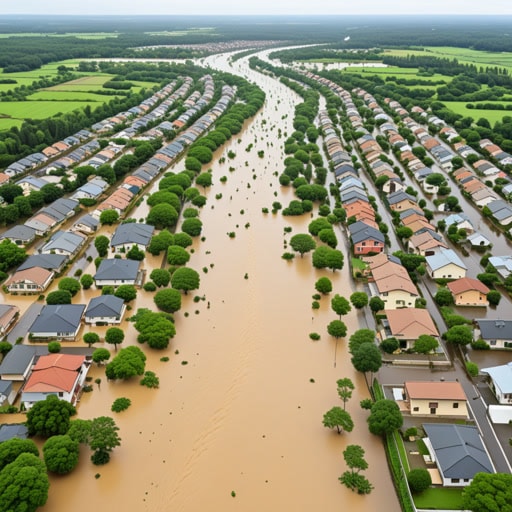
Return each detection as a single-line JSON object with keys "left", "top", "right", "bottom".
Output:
{"left": 425, "top": 248, "right": 467, "bottom": 280}
{"left": 93, "top": 259, "right": 141, "bottom": 287}
{"left": 481, "top": 362, "right": 512, "bottom": 405}
{"left": 85, "top": 295, "right": 126, "bottom": 325}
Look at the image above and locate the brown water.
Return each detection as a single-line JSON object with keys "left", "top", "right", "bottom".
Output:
{"left": 36, "top": 51, "right": 400, "bottom": 512}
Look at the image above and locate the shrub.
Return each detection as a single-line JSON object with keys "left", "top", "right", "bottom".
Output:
{"left": 143, "top": 281, "right": 157, "bottom": 292}
{"left": 309, "top": 333, "right": 320, "bottom": 341}
{"left": 47, "top": 342, "right": 61, "bottom": 353}
{"left": 407, "top": 468, "right": 432, "bottom": 493}
{"left": 381, "top": 337, "right": 399, "bottom": 354}
{"left": 140, "top": 371, "right": 159, "bottom": 388}
{"left": 111, "top": 398, "right": 131, "bottom": 413}
{"left": 471, "top": 339, "right": 490, "bottom": 350}
{"left": 466, "top": 361, "right": 479, "bottom": 377}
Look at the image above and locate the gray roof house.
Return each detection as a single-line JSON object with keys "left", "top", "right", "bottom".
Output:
{"left": 17, "top": 253, "right": 67, "bottom": 272}
{"left": 94, "top": 259, "right": 141, "bottom": 287}
{"left": 40, "top": 230, "right": 86, "bottom": 257}
{"left": 0, "top": 225, "right": 37, "bottom": 246}
{"left": 475, "top": 319, "right": 512, "bottom": 349}
{"left": 85, "top": 295, "right": 126, "bottom": 325}
{"left": 488, "top": 255, "right": 512, "bottom": 279}
{"left": 481, "top": 362, "right": 512, "bottom": 405}
{"left": 110, "top": 223, "right": 155, "bottom": 252}
{"left": 29, "top": 304, "right": 86, "bottom": 340}
{"left": 72, "top": 214, "right": 99, "bottom": 234}
{"left": 0, "top": 380, "right": 14, "bottom": 406}
{"left": 425, "top": 248, "right": 467, "bottom": 280}
{"left": 0, "top": 345, "right": 36, "bottom": 381}
{"left": 423, "top": 423, "right": 493, "bottom": 486}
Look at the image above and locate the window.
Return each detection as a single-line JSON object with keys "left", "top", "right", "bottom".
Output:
{"left": 452, "top": 479, "right": 460, "bottom": 484}
{"left": 428, "top": 402, "right": 438, "bottom": 408}
{"left": 453, "top": 403, "right": 459, "bottom": 408}
{"left": 413, "top": 407, "right": 419, "bottom": 412}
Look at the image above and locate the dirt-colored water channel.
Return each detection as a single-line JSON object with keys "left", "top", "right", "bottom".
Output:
{"left": 35, "top": 51, "right": 400, "bottom": 511}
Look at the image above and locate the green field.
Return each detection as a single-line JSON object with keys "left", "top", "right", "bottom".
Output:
{"left": 413, "top": 487, "right": 463, "bottom": 510}
{"left": 0, "top": 118, "right": 23, "bottom": 130}
{"left": 343, "top": 65, "right": 451, "bottom": 81}
{"left": 442, "top": 101, "right": 512, "bottom": 125}
{"left": 26, "top": 90, "right": 115, "bottom": 102}
{"left": 0, "top": 101, "right": 93, "bottom": 120}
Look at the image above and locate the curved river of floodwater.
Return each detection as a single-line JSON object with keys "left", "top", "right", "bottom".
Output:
{"left": 41, "top": 50, "right": 400, "bottom": 512}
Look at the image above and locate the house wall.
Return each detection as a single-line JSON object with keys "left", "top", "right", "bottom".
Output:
{"left": 381, "top": 289, "right": 418, "bottom": 309}
{"left": 353, "top": 241, "right": 384, "bottom": 255}
{"left": 410, "top": 398, "right": 468, "bottom": 417}
{"left": 431, "top": 263, "right": 466, "bottom": 280}
{"left": 95, "top": 278, "right": 136, "bottom": 287}
{"left": 30, "top": 329, "right": 80, "bottom": 340}
{"left": 454, "top": 290, "right": 488, "bottom": 307}
{"left": 489, "top": 380, "right": 512, "bottom": 404}
{"left": 112, "top": 242, "right": 146, "bottom": 253}
{"left": 22, "top": 390, "right": 73, "bottom": 409}
{"left": 85, "top": 314, "right": 122, "bottom": 325}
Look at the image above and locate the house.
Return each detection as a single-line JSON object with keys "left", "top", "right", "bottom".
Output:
{"left": 0, "top": 424, "right": 29, "bottom": 442}
{"left": 408, "top": 231, "right": 447, "bottom": 256}
{"left": 383, "top": 308, "right": 439, "bottom": 349}
{"left": 21, "top": 354, "right": 90, "bottom": 409}
{"left": 0, "top": 304, "right": 20, "bottom": 338}
{"left": 72, "top": 214, "right": 99, "bottom": 235}
{"left": 5, "top": 267, "right": 54, "bottom": 294}
{"left": 487, "top": 200, "right": 512, "bottom": 226}
{"left": 481, "top": 362, "right": 512, "bottom": 405}
{"left": 0, "top": 380, "right": 16, "bottom": 406}
{"left": 425, "top": 248, "right": 467, "bottom": 279}
{"left": 0, "top": 345, "right": 36, "bottom": 381}
{"left": 29, "top": 304, "right": 86, "bottom": 340}
{"left": 85, "top": 295, "right": 126, "bottom": 325}
{"left": 474, "top": 319, "right": 512, "bottom": 349}
{"left": 422, "top": 424, "right": 493, "bottom": 486}
{"left": 39, "top": 230, "right": 86, "bottom": 258}
{"left": 94, "top": 259, "right": 142, "bottom": 287}
{"left": 110, "top": 223, "right": 155, "bottom": 253}
{"left": 488, "top": 255, "right": 512, "bottom": 279}
{"left": 369, "top": 256, "right": 418, "bottom": 309}
{"left": 348, "top": 221, "right": 385, "bottom": 255}
{"left": 17, "top": 253, "right": 67, "bottom": 273}
{"left": 466, "top": 232, "right": 491, "bottom": 248}
{"left": 388, "top": 191, "right": 418, "bottom": 212}
{"left": 0, "top": 225, "right": 37, "bottom": 246}
{"left": 404, "top": 381, "right": 468, "bottom": 417}
{"left": 447, "top": 278, "right": 489, "bottom": 306}
{"left": 444, "top": 213, "right": 473, "bottom": 234}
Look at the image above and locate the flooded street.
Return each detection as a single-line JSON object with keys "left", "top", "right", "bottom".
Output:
{"left": 39, "top": 50, "right": 399, "bottom": 512}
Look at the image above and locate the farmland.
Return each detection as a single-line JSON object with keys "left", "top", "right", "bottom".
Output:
{"left": 0, "top": 101, "right": 96, "bottom": 120}
{"left": 441, "top": 101, "right": 512, "bottom": 125}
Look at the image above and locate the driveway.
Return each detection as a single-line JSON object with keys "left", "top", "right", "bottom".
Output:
{"left": 7, "top": 302, "right": 44, "bottom": 344}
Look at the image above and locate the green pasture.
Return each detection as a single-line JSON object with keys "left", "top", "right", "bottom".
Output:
{"left": 0, "top": 101, "right": 92, "bottom": 120}
{"left": 26, "top": 90, "right": 113, "bottom": 102}
{"left": 413, "top": 488, "right": 463, "bottom": 510}
{"left": 0, "top": 118, "right": 23, "bottom": 130}
{"left": 442, "top": 101, "right": 511, "bottom": 125}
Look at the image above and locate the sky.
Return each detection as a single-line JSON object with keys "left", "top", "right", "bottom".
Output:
{"left": 1, "top": 0, "right": 512, "bottom": 16}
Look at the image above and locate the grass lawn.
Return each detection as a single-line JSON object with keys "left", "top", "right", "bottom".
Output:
{"left": 393, "top": 431, "right": 410, "bottom": 473}
{"left": 442, "top": 101, "right": 511, "bottom": 125}
{"left": 413, "top": 487, "right": 464, "bottom": 510}
{"left": 0, "top": 118, "right": 23, "bottom": 130}
{"left": 0, "top": 101, "right": 92, "bottom": 120}
{"left": 26, "top": 91, "right": 114, "bottom": 102}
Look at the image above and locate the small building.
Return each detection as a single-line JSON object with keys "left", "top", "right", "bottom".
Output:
{"left": 21, "top": 354, "right": 90, "bottom": 409}
{"left": 72, "top": 214, "right": 99, "bottom": 235}
{"left": 425, "top": 248, "right": 467, "bottom": 280}
{"left": 0, "top": 380, "right": 15, "bottom": 406}
{"left": 85, "top": 295, "right": 126, "bottom": 325}
{"left": 0, "top": 424, "right": 29, "bottom": 442}
{"left": 93, "top": 259, "right": 142, "bottom": 287}
{"left": 5, "top": 267, "right": 54, "bottom": 294}
{"left": 39, "top": 230, "right": 86, "bottom": 258}
{"left": 384, "top": 308, "right": 439, "bottom": 350}
{"left": 488, "top": 255, "right": 512, "bottom": 279}
{"left": 466, "top": 232, "right": 491, "bottom": 248}
{"left": 29, "top": 304, "right": 86, "bottom": 340}
{"left": 110, "top": 223, "right": 155, "bottom": 253}
{"left": 0, "top": 225, "right": 37, "bottom": 246}
{"left": 404, "top": 381, "right": 468, "bottom": 417}
{"left": 17, "top": 253, "right": 67, "bottom": 273}
{"left": 422, "top": 423, "right": 493, "bottom": 487}
{"left": 481, "top": 362, "right": 512, "bottom": 405}
{"left": 348, "top": 221, "right": 385, "bottom": 255}
{"left": 0, "top": 304, "right": 20, "bottom": 338}
{"left": 447, "top": 278, "right": 489, "bottom": 307}
{"left": 474, "top": 319, "right": 512, "bottom": 349}
{"left": 388, "top": 191, "right": 418, "bottom": 212}
{"left": 0, "top": 345, "right": 36, "bottom": 381}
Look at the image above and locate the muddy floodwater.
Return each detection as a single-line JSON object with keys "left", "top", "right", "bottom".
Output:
{"left": 39, "top": 51, "right": 400, "bottom": 511}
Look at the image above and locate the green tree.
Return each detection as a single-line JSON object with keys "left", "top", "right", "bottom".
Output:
{"left": 0, "top": 240, "right": 26, "bottom": 272}
{"left": 147, "top": 203, "right": 178, "bottom": 229}
{"left": 331, "top": 294, "right": 351, "bottom": 318}
{"left": 0, "top": 341, "right": 12, "bottom": 356}
{"left": 173, "top": 232, "right": 193, "bottom": 248}
{"left": 337, "top": 377, "right": 355, "bottom": 410}
{"left": 46, "top": 290, "right": 73, "bottom": 305}
{"left": 105, "top": 327, "right": 124, "bottom": 352}
{"left": 149, "top": 268, "right": 171, "bottom": 287}
{"left": 92, "top": 348, "right": 111, "bottom": 365}
{"left": 94, "top": 235, "right": 110, "bottom": 257}
{"left": 407, "top": 468, "right": 432, "bottom": 493}
{"left": 89, "top": 416, "right": 121, "bottom": 465}
{"left": 367, "top": 399, "right": 403, "bottom": 436}
{"left": 444, "top": 324, "right": 473, "bottom": 346}
{"left": 84, "top": 332, "right": 100, "bottom": 348}
{"left": 80, "top": 273, "right": 94, "bottom": 290}
{"left": 308, "top": 217, "right": 332, "bottom": 236}
{"left": 434, "top": 287, "right": 454, "bottom": 306}
{"left": 126, "top": 245, "right": 145, "bottom": 261}
{"left": 48, "top": 341, "right": 61, "bottom": 353}
{"left": 26, "top": 395, "right": 76, "bottom": 437}
{"left": 154, "top": 288, "right": 182, "bottom": 313}
{"left": 322, "top": 406, "right": 354, "bottom": 434}
{"left": 350, "top": 291, "right": 368, "bottom": 309}
{"left": 289, "top": 233, "right": 316, "bottom": 257}
{"left": 171, "top": 267, "right": 200, "bottom": 295}
{"left": 325, "top": 248, "right": 344, "bottom": 272}
{"left": 396, "top": 226, "right": 414, "bottom": 239}
{"left": 413, "top": 335, "right": 438, "bottom": 354}
{"left": 339, "top": 444, "right": 373, "bottom": 495}
{"left": 43, "top": 435, "right": 79, "bottom": 475}
{"left": 106, "top": 346, "right": 146, "bottom": 380}
{"left": 181, "top": 217, "right": 203, "bottom": 237}
{"left": 0, "top": 453, "right": 49, "bottom": 512}
{"left": 461, "top": 472, "right": 512, "bottom": 512}
{"left": 0, "top": 438, "right": 39, "bottom": 470}
{"left": 58, "top": 277, "right": 81, "bottom": 297}
{"left": 167, "top": 245, "right": 190, "bottom": 266}
{"left": 140, "top": 370, "right": 160, "bottom": 388}
{"left": 487, "top": 290, "right": 502, "bottom": 306}
{"left": 315, "top": 277, "right": 332, "bottom": 295}
{"left": 114, "top": 284, "right": 137, "bottom": 302}
{"left": 134, "top": 309, "right": 176, "bottom": 349}
{"left": 327, "top": 320, "right": 347, "bottom": 339}
{"left": 351, "top": 343, "right": 382, "bottom": 387}
{"left": 318, "top": 228, "right": 338, "bottom": 248}
{"left": 148, "top": 230, "right": 174, "bottom": 255}
{"left": 99, "top": 209, "right": 119, "bottom": 225}
{"left": 369, "top": 296, "right": 385, "bottom": 313}
{"left": 349, "top": 329, "right": 376, "bottom": 354}
{"left": 195, "top": 172, "right": 212, "bottom": 189}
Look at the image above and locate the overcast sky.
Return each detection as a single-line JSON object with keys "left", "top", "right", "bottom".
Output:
{"left": 1, "top": 0, "right": 512, "bottom": 15}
